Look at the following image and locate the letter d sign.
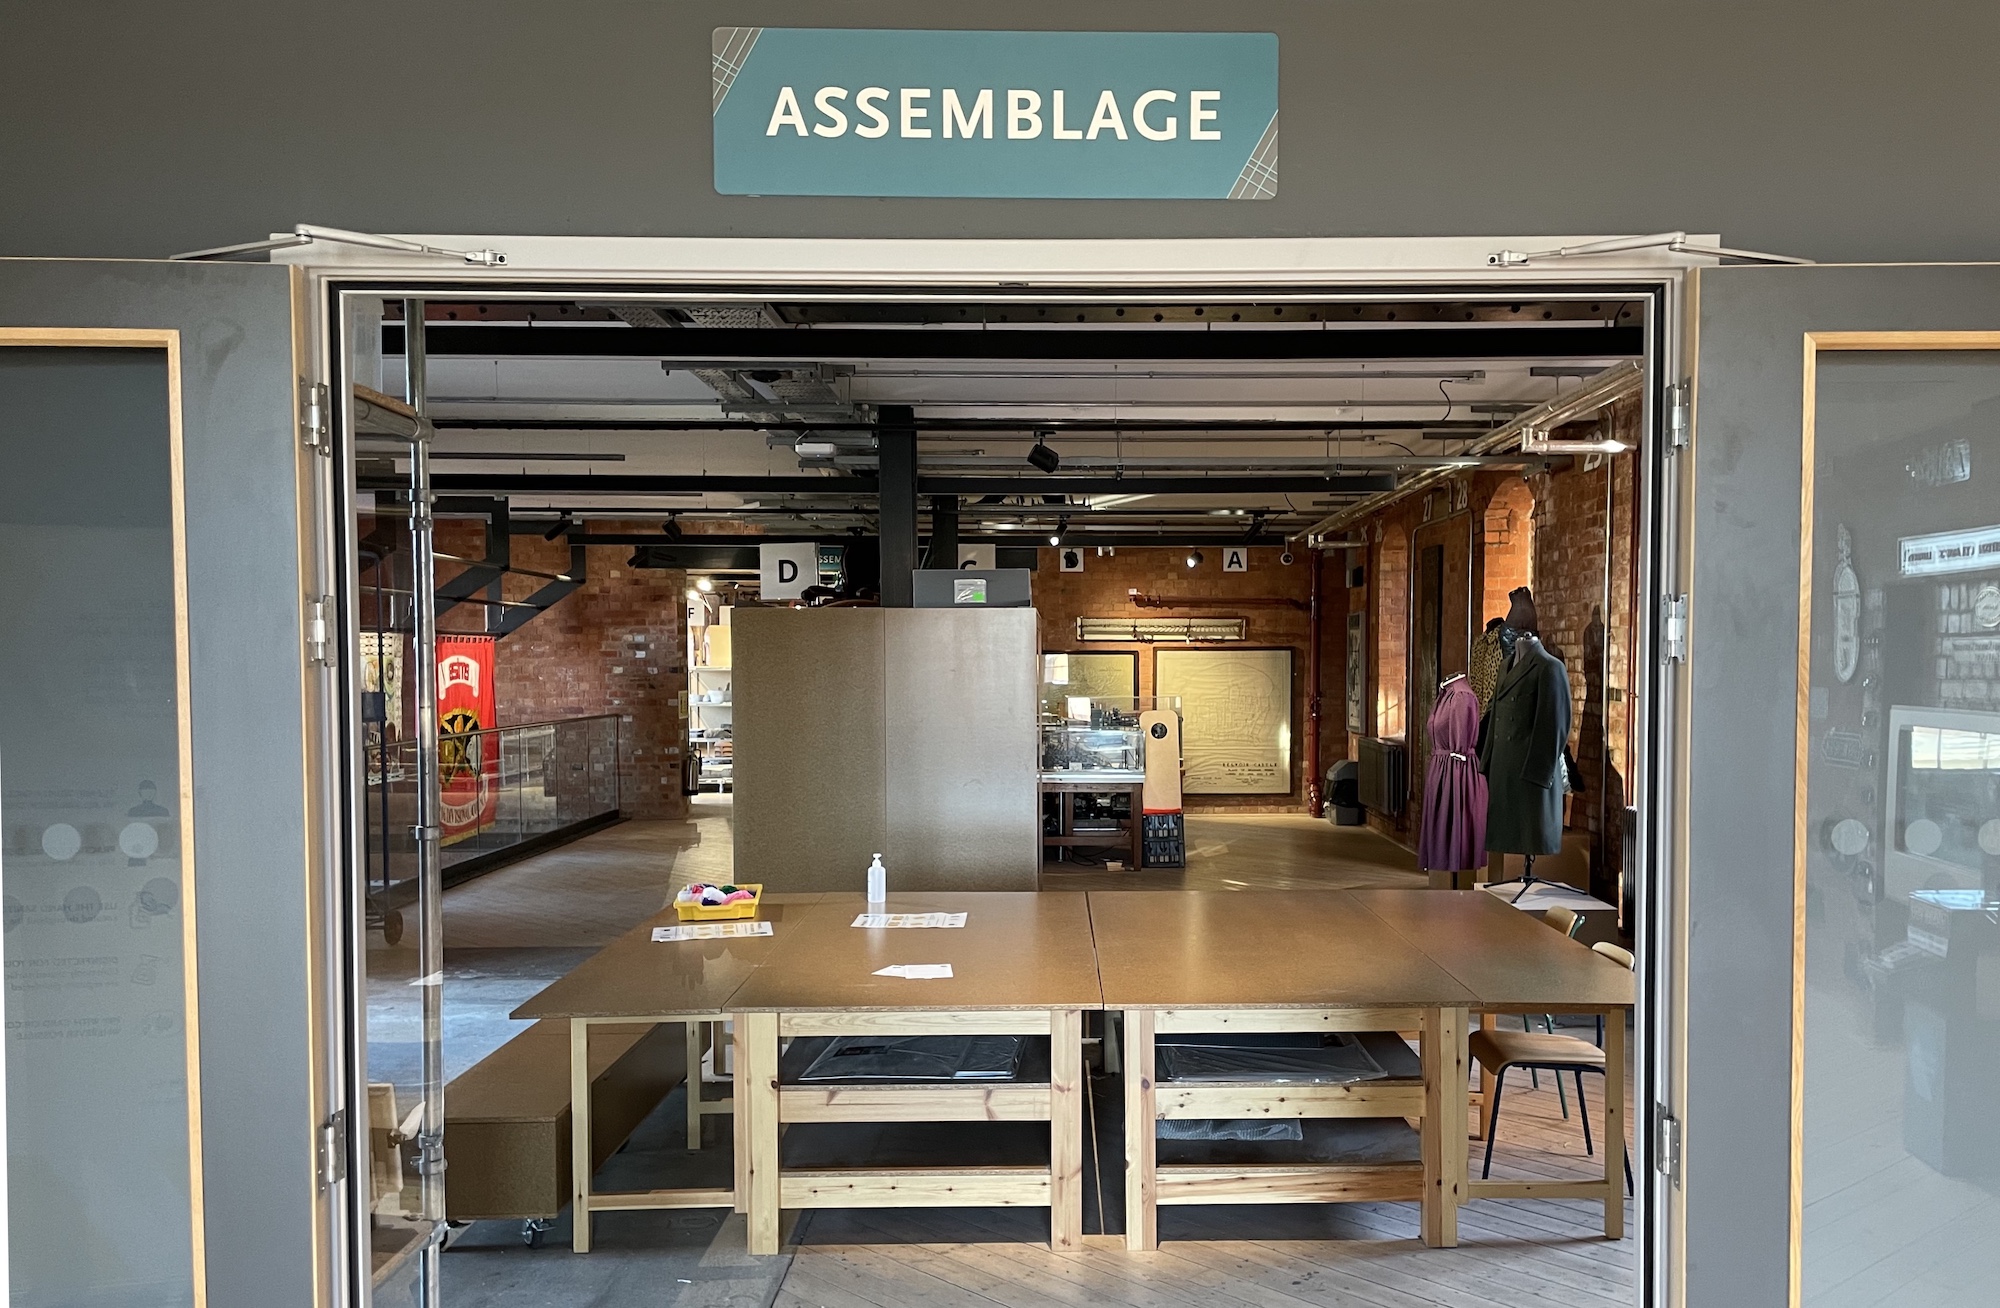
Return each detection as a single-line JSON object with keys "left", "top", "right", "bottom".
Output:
{"left": 761, "top": 541, "right": 820, "bottom": 600}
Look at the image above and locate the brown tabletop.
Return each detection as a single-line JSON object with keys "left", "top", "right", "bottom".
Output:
{"left": 724, "top": 892, "right": 1103, "bottom": 1012}
{"left": 1088, "top": 890, "right": 1479, "bottom": 1010}
{"left": 1347, "top": 889, "right": 1635, "bottom": 1013}
{"left": 511, "top": 893, "right": 828, "bottom": 1021}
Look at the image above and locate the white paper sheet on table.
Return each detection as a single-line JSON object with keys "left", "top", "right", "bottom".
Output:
{"left": 652, "top": 921, "right": 773, "bottom": 942}
{"left": 851, "top": 912, "right": 968, "bottom": 929}
{"left": 872, "top": 964, "right": 954, "bottom": 979}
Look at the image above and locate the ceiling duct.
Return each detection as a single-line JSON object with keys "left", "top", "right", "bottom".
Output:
{"left": 1292, "top": 360, "right": 1644, "bottom": 542}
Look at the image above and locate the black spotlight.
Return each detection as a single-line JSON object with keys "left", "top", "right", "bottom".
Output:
{"left": 661, "top": 514, "right": 683, "bottom": 541}
{"left": 1185, "top": 549, "right": 1204, "bottom": 569}
{"left": 542, "top": 512, "right": 574, "bottom": 541}
{"left": 1026, "top": 437, "right": 1061, "bottom": 473}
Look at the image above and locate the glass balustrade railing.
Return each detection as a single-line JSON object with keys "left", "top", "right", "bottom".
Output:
{"left": 361, "top": 714, "right": 619, "bottom": 925}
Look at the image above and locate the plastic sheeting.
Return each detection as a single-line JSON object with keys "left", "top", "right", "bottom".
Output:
{"left": 796, "top": 1035, "right": 1026, "bottom": 1082}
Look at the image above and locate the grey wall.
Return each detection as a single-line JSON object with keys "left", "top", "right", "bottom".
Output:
{"left": 3, "top": 1, "right": 1999, "bottom": 263}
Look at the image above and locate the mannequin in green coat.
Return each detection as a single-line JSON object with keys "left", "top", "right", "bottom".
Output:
{"left": 1478, "top": 630, "right": 1571, "bottom": 857}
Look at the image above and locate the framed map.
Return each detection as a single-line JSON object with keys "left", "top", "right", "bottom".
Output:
{"left": 1154, "top": 647, "right": 1294, "bottom": 794}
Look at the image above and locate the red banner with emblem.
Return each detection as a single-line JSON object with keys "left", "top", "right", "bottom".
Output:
{"left": 437, "top": 635, "right": 498, "bottom": 845}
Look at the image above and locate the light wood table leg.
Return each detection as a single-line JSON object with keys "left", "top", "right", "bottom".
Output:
{"left": 1123, "top": 1008, "right": 1157, "bottom": 1252}
{"left": 570, "top": 1019, "right": 592, "bottom": 1253}
{"left": 1473, "top": 1010, "right": 1496, "bottom": 1140}
{"left": 742, "top": 1012, "right": 782, "bottom": 1255}
{"left": 685, "top": 1020, "right": 704, "bottom": 1151}
{"left": 1421, "top": 1006, "right": 1468, "bottom": 1249}
{"left": 732, "top": 1021, "right": 750, "bottom": 1214}
{"left": 1049, "top": 1008, "right": 1084, "bottom": 1251}
{"left": 1603, "top": 1009, "right": 1626, "bottom": 1240}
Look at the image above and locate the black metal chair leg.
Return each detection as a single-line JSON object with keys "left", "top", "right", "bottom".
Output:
{"left": 1482, "top": 1070, "right": 1507, "bottom": 1179}
{"left": 1625, "top": 1145, "right": 1635, "bottom": 1195}
{"left": 1575, "top": 1071, "right": 1594, "bottom": 1156}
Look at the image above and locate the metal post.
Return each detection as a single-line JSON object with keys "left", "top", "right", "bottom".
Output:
{"left": 877, "top": 404, "right": 918, "bottom": 607}
{"left": 927, "top": 493, "right": 960, "bottom": 570}
{"left": 1306, "top": 546, "right": 1324, "bottom": 817}
{"left": 404, "top": 298, "right": 447, "bottom": 1308}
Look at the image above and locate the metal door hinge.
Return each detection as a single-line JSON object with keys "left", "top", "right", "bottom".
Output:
{"left": 1665, "top": 380, "right": 1690, "bottom": 450}
{"left": 301, "top": 380, "right": 329, "bottom": 455}
{"left": 317, "top": 1109, "right": 348, "bottom": 1189}
{"left": 1661, "top": 594, "right": 1689, "bottom": 664}
{"left": 414, "top": 1128, "right": 447, "bottom": 1177}
{"left": 305, "top": 595, "right": 334, "bottom": 667}
{"left": 1655, "top": 1108, "right": 1683, "bottom": 1188}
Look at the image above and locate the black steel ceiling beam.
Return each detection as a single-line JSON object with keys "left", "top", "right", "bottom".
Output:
{"left": 368, "top": 472, "right": 1390, "bottom": 497}
{"left": 384, "top": 324, "right": 1642, "bottom": 361}
{"left": 627, "top": 545, "right": 763, "bottom": 570}
{"left": 361, "top": 473, "right": 881, "bottom": 494}
{"left": 918, "top": 475, "right": 1394, "bottom": 496}
{"left": 429, "top": 417, "right": 1495, "bottom": 433}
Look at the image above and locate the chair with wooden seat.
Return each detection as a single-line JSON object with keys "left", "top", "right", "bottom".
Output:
{"left": 1471, "top": 939, "right": 1635, "bottom": 1191}
{"left": 1519, "top": 906, "right": 1584, "bottom": 1117}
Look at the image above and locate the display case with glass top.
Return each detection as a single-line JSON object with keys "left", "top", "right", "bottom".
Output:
{"left": 1038, "top": 696, "right": 1176, "bottom": 782}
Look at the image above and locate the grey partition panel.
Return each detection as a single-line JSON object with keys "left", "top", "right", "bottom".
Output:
{"left": 1684, "top": 264, "right": 2000, "bottom": 1305}
{"left": 733, "top": 607, "right": 887, "bottom": 891}
{"left": 885, "top": 609, "right": 1039, "bottom": 891}
{"left": 0, "top": 261, "right": 318, "bottom": 1308}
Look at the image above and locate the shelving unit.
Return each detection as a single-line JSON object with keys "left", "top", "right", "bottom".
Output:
{"left": 689, "top": 664, "right": 733, "bottom": 792}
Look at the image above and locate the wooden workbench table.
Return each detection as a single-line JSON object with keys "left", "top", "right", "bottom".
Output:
{"left": 725, "top": 892, "right": 1101, "bottom": 1256}
{"left": 1347, "top": 888, "right": 1635, "bottom": 1238}
{"left": 511, "top": 893, "right": 826, "bottom": 1252}
{"left": 1089, "top": 890, "right": 1479, "bottom": 1250}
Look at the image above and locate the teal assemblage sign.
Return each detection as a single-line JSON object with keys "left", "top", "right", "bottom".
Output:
{"left": 712, "top": 28, "right": 1278, "bottom": 200}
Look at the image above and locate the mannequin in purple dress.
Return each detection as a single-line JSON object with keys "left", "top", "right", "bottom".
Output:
{"left": 1418, "top": 674, "right": 1487, "bottom": 872}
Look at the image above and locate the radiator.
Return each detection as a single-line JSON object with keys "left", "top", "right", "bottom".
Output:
{"left": 1356, "top": 737, "right": 1408, "bottom": 816}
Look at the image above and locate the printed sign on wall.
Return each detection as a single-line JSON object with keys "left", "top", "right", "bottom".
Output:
{"left": 437, "top": 635, "right": 499, "bottom": 845}
{"left": 713, "top": 28, "right": 1278, "bottom": 199}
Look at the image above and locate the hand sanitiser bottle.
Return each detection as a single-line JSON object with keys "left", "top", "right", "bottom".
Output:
{"left": 866, "top": 853, "right": 887, "bottom": 906}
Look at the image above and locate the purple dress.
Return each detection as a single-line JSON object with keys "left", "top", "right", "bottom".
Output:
{"left": 1418, "top": 678, "right": 1487, "bottom": 872}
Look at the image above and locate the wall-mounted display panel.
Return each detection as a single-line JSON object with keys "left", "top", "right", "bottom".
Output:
{"left": 1154, "top": 647, "right": 1293, "bottom": 793}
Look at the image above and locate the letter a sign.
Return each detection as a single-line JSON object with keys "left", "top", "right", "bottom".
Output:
{"left": 1223, "top": 547, "right": 1249, "bottom": 573}
{"left": 760, "top": 541, "right": 820, "bottom": 599}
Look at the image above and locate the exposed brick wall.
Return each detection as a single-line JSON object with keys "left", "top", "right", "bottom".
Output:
{"left": 1330, "top": 409, "right": 1642, "bottom": 867}
{"left": 434, "top": 520, "right": 690, "bottom": 820}
{"left": 1481, "top": 479, "right": 1535, "bottom": 622}
{"left": 1524, "top": 398, "right": 1641, "bottom": 900}
{"left": 1373, "top": 525, "right": 1411, "bottom": 740}
{"left": 1033, "top": 546, "right": 1315, "bottom": 813}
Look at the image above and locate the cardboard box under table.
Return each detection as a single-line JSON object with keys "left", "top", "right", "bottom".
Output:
{"left": 1348, "top": 889, "right": 1635, "bottom": 1239}
{"left": 725, "top": 892, "right": 1101, "bottom": 1256}
{"left": 1088, "top": 890, "right": 1479, "bottom": 1251}
{"left": 510, "top": 893, "right": 824, "bottom": 1252}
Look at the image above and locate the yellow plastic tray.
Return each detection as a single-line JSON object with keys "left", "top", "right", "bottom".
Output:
{"left": 675, "top": 883, "right": 763, "bottom": 921}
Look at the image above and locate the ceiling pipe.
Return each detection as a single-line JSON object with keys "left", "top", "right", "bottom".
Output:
{"left": 1291, "top": 361, "right": 1645, "bottom": 543}
{"left": 1131, "top": 592, "right": 1306, "bottom": 612}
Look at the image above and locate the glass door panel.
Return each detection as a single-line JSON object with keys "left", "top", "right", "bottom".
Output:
{"left": 349, "top": 297, "right": 444, "bottom": 1304}
{"left": 0, "top": 340, "right": 200, "bottom": 1308}
{"left": 1799, "top": 348, "right": 2000, "bottom": 1306}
